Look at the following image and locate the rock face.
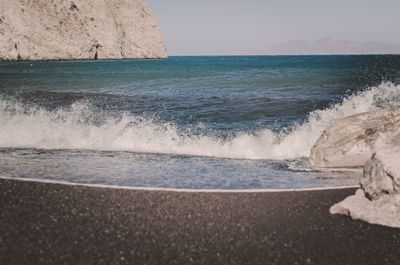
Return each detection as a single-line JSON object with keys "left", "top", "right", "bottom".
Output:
{"left": 330, "top": 189, "right": 400, "bottom": 228}
{"left": 309, "top": 108, "right": 400, "bottom": 168}
{"left": 310, "top": 108, "right": 400, "bottom": 227}
{"left": 330, "top": 147, "right": 400, "bottom": 228}
{"left": 0, "top": 0, "right": 167, "bottom": 60}
{"left": 362, "top": 148, "right": 400, "bottom": 200}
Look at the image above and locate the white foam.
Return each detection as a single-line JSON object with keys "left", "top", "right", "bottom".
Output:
{"left": 0, "top": 82, "right": 399, "bottom": 160}
{"left": 0, "top": 175, "right": 358, "bottom": 193}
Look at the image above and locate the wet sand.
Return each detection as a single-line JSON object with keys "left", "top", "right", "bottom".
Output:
{"left": 1, "top": 178, "right": 399, "bottom": 265}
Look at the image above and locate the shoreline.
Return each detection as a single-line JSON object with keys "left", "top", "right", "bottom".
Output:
{"left": 1, "top": 177, "right": 399, "bottom": 265}
{"left": 0, "top": 57, "right": 168, "bottom": 63}
{"left": 0, "top": 175, "right": 359, "bottom": 193}
{"left": 1, "top": 54, "right": 399, "bottom": 62}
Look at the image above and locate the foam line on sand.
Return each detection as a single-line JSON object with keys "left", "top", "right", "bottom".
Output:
{"left": 0, "top": 175, "right": 358, "bottom": 193}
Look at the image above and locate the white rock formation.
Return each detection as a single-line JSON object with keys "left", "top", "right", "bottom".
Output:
{"left": 330, "top": 189, "right": 400, "bottom": 228}
{"left": 330, "top": 147, "right": 400, "bottom": 228}
{"left": 309, "top": 108, "right": 400, "bottom": 168}
{"left": 0, "top": 0, "right": 167, "bottom": 60}
{"left": 362, "top": 148, "right": 400, "bottom": 200}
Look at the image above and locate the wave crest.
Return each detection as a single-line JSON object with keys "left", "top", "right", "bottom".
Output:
{"left": 1, "top": 82, "right": 399, "bottom": 160}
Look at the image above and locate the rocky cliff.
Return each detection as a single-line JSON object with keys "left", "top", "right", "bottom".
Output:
{"left": 0, "top": 0, "right": 167, "bottom": 60}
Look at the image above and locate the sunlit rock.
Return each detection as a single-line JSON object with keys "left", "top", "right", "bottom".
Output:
{"left": 362, "top": 147, "right": 400, "bottom": 200}
{"left": 330, "top": 147, "right": 400, "bottom": 228}
{"left": 309, "top": 108, "right": 400, "bottom": 168}
{"left": 0, "top": 0, "right": 167, "bottom": 60}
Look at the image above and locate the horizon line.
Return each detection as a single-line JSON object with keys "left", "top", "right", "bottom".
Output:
{"left": 166, "top": 53, "right": 400, "bottom": 57}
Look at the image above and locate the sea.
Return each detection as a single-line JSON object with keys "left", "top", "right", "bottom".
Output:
{"left": 1, "top": 55, "right": 400, "bottom": 190}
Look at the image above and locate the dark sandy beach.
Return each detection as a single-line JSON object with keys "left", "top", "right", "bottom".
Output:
{"left": 1, "top": 178, "right": 399, "bottom": 265}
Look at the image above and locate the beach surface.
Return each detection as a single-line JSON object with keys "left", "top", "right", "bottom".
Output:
{"left": 1, "top": 178, "right": 399, "bottom": 265}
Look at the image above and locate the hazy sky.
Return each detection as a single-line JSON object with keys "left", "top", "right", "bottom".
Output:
{"left": 146, "top": 0, "right": 400, "bottom": 55}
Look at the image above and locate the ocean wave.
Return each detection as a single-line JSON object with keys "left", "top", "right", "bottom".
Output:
{"left": 0, "top": 82, "right": 399, "bottom": 160}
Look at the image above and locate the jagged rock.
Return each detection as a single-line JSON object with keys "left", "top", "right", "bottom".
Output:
{"left": 0, "top": 0, "right": 167, "bottom": 60}
{"left": 309, "top": 108, "right": 400, "bottom": 168}
{"left": 330, "top": 188, "right": 400, "bottom": 228}
{"left": 362, "top": 147, "right": 400, "bottom": 200}
{"left": 330, "top": 147, "right": 400, "bottom": 228}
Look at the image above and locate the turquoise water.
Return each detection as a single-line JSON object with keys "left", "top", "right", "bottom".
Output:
{"left": 1, "top": 55, "right": 400, "bottom": 189}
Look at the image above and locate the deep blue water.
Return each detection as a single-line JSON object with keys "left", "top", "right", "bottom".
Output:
{"left": 1, "top": 55, "right": 400, "bottom": 189}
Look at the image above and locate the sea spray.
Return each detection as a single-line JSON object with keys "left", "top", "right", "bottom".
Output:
{"left": 0, "top": 83, "right": 399, "bottom": 160}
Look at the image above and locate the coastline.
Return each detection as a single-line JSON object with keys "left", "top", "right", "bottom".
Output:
{"left": 1, "top": 54, "right": 399, "bottom": 62}
{"left": 1, "top": 178, "right": 399, "bottom": 265}
{"left": 0, "top": 57, "right": 168, "bottom": 62}
{"left": 0, "top": 176, "right": 359, "bottom": 193}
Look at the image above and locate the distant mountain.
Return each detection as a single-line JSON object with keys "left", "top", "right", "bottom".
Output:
{"left": 268, "top": 38, "right": 400, "bottom": 55}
